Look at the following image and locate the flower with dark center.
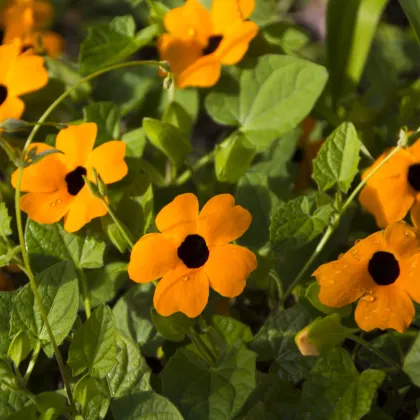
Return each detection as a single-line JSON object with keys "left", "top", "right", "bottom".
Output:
{"left": 128, "top": 193, "right": 257, "bottom": 318}
{"left": 313, "top": 222, "right": 420, "bottom": 333}
{"left": 12, "top": 122, "right": 128, "bottom": 232}
{"left": 0, "top": 39, "right": 48, "bottom": 121}
{"left": 359, "top": 136, "right": 420, "bottom": 228}
{"left": 157, "top": 0, "right": 258, "bottom": 88}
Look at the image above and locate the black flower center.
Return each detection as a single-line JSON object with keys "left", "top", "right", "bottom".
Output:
{"left": 21, "top": 44, "right": 33, "bottom": 53}
{"left": 177, "top": 234, "right": 209, "bottom": 269}
{"left": 368, "top": 251, "right": 400, "bottom": 286}
{"left": 0, "top": 85, "right": 8, "bottom": 106}
{"left": 408, "top": 163, "right": 420, "bottom": 191}
{"left": 65, "top": 166, "right": 87, "bottom": 196}
{"left": 202, "top": 36, "right": 223, "bottom": 56}
{"left": 292, "top": 147, "right": 304, "bottom": 163}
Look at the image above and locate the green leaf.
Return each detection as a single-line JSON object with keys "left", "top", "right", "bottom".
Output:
{"left": 143, "top": 117, "right": 192, "bottom": 165}
{"left": 79, "top": 16, "right": 160, "bottom": 75}
{"left": 270, "top": 195, "right": 334, "bottom": 250}
{"left": 83, "top": 102, "right": 120, "bottom": 145}
{"left": 161, "top": 343, "right": 256, "bottom": 420}
{"left": 400, "top": 0, "right": 420, "bottom": 44}
{"left": 299, "top": 348, "right": 385, "bottom": 420}
{"left": 36, "top": 392, "right": 68, "bottom": 419}
{"left": 312, "top": 122, "right": 361, "bottom": 193}
{"left": 250, "top": 305, "right": 315, "bottom": 383}
{"left": 74, "top": 375, "right": 110, "bottom": 420}
{"left": 122, "top": 128, "right": 147, "bottom": 163}
{"left": 68, "top": 305, "right": 117, "bottom": 378}
{"left": 235, "top": 172, "right": 280, "bottom": 248}
{"left": 215, "top": 131, "right": 256, "bottom": 183}
{"left": 151, "top": 309, "right": 194, "bottom": 342}
{"left": 0, "top": 291, "right": 17, "bottom": 354}
{"left": 107, "top": 334, "right": 152, "bottom": 398}
{"left": 111, "top": 391, "right": 183, "bottom": 420}
{"left": 242, "top": 373, "right": 300, "bottom": 420}
{"left": 163, "top": 101, "right": 193, "bottom": 136}
{"left": 85, "top": 262, "right": 129, "bottom": 308}
{"left": 7, "top": 331, "right": 33, "bottom": 368}
{"left": 10, "top": 261, "right": 79, "bottom": 357}
{"left": 0, "top": 390, "right": 29, "bottom": 418}
{"left": 26, "top": 220, "right": 106, "bottom": 273}
{"left": 205, "top": 55, "right": 328, "bottom": 149}
{"left": 0, "top": 202, "right": 12, "bottom": 240}
{"left": 261, "top": 22, "right": 310, "bottom": 53}
{"left": 403, "top": 331, "right": 420, "bottom": 386}
{"left": 306, "top": 282, "right": 352, "bottom": 317}
{"left": 113, "top": 284, "right": 164, "bottom": 357}
{"left": 211, "top": 315, "right": 253, "bottom": 345}
{"left": 327, "top": 0, "right": 388, "bottom": 104}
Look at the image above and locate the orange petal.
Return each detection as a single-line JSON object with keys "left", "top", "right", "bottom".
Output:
{"left": 128, "top": 233, "right": 179, "bottom": 284}
{"left": 0, "top": 39, "right": 20, "bottom": 81}
{"left": 408, "top": 137, "right": 420, "bottom": 161}
{"left": 11, "top": 143, "right": 67, "bottom": 193}
{"left": 398, "top": 254, "right": 420, "bottom": 302}
{"left": 216, "top": 21, "right": 258, "bottom": 65}
{"left": 20, "top": 188, "right": 73, "bottom": 225}
{"left": 410, "top": 200, "right": 420, "bottom": 228}
{"left": 204, "top": 244, "right": 257, "bottom": 297}
{"left": 384, "top": 221, "right": 420, "bottom": 259}
{"left": 153, "top": 264, "right": 209, "bottom": 317}
{"left": 37, "top": 31, "right": 65, "bottom": 58}
{"left": 359, "top": 149, "right": 414, "bottom": 228}
{"left": 158, "top": 33, "right": 203, "bottom": 76}
{"left": 156, "top": 193, "right": 199, "bottom": 234}
{"left": 177, "top": 54, "right": 221, "bottom": 88}
{"left": 63, "top": 186, "right": 107, "bottom": 232}
{"left": 355, "top": 285, "right": 414, "bottom": 333}
{"left": 198, "top": 195, "right": 251, "bottom": 247}
{"left": 211, "top": 0, "right": 255, "bottom": 34}
{"left": 6, "top": 54, "right": 48, "bottom": 97}
{"left": 2, "top": 6, "right": 33, "bottom": 44}
{"left": 55, "top": 123, "right": 97, "bottom": 169}
{"left": 0, "top": 94, "right": 24, "bottom": 121}
{"left": 86, "top": 141, "right": 128, "bottom": 184}
{"left": 164, "top": 0, "right": 212, "bottom": 46}
{"left": 32, "top": 0, "right": 54, "bottom": 27}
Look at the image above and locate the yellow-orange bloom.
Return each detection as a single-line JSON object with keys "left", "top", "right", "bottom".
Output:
{"left": 158, "top": 0, "right": 258, "bottom": 88}
{"left": 359, "top": 139, "right": 420, "bottom": 228}
{"left": 11, "top": 123, "right": 128, "bottom": 233}
{"left": 0, "top": 39, "right": 47, "bottom": 121}
{"left": 128, "top": 193, "right": 257, "bottom": 317}
{"left": 293, "top": 117, "right": 324, "bottom": 192}
{"left": 2, "top": 0, "right": 64, "bottom": 58}
{"left": 313, "top": 222, "right": 420, "bottom": 333}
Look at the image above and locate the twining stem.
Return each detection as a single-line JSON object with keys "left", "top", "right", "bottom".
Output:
{"left": 23, "top": 341, "right": 41, "bottom": 384}
{"left": 348, "top": 334, "right": 401, "bottom": 371}
{"left": 14, "top": 59, "right": 163, "bottom": 412}
{"left": 102, "top": 200, "right": 134, "bottom": 250}
{"left": 77, "top": 268, "right": 91, "bottom": 318}
{"left": 281, "top": 145, "right": 403, "bottom": 304}
{"left": 175, "top": 151, "right": 215, "bottom": 185}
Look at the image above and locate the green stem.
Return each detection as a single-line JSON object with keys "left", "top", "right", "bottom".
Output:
{"left": 188, "top": 333, "right": 215, "bottom": 365}
{"left": 23, "top": 341, "right": 41, "bottom": 384}
{"left": 14, "top": 59, "right": 162, "bottom": 413}
{"left": 77, "top": 268, "right": 91, "bottom": 319}
{"left": 348, "top": 334, "right": 401, "bottom": 371}
{"left": 175, "top": 151, "right": 215, "bottom": 185}
{"left": 103, "top": 200, "right": 134, "bottom": 250}
{"left": 281, "top": 145, "right": 403, "bottom": 304}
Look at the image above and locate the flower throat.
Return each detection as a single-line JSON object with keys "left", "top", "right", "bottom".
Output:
{"left": 202, "top": 36, "right": 223, "bottom": 56}
{"left": 408, "top": 163, "right": 420, "bottom": 191}
{"left": 368, "top": 251, "right": 400, "bottom": 286}
{"left": 177, "top": 234, "right": 209, "bottom": 268}
{"left": 65, "top": 166, "right": 87, "bottom": 195}
{"left": 0, "top": 85, "right": 8, "bottom": 106}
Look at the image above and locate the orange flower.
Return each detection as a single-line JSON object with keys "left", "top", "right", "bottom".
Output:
{"left": 11, "top": 123, "right": 128, "bottom": 232}
{"left": 2, "top": 0, "right": 64, "bottom": 58}
{"left": 128, "top": 193, "right": 257, "bottom": 317}
{"left": 158, "top": 0, "right": 258, "bottom": 88}
{"left": 359, "top": 139, "right": 420, "bottom": 228}
{"left": 313, "top": 222, "right": 420, "bottom": 333}
{"left": 0, "top": 38, "right": 48, "bottom": 121}
{"left": 293, "top": 117, "right": 323, "bottom": 192}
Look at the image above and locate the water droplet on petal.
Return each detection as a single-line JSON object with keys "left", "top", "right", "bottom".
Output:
{"left": 334, "top": 270, "right": 342, "bottom": 274}
{"left": 182, "top": 276, "right": 189, "bottom": 281}
{"left": 329, "top": 279, "right": 335, "bottom": 285}
{"left": 50, "top": 202, "right": 56, "bottom": 207}
{"left": 57, "top": 199, "right": 62, "bottom": 204}
{"left": 362, "top": 295, "right": 375, "bottom": 303}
